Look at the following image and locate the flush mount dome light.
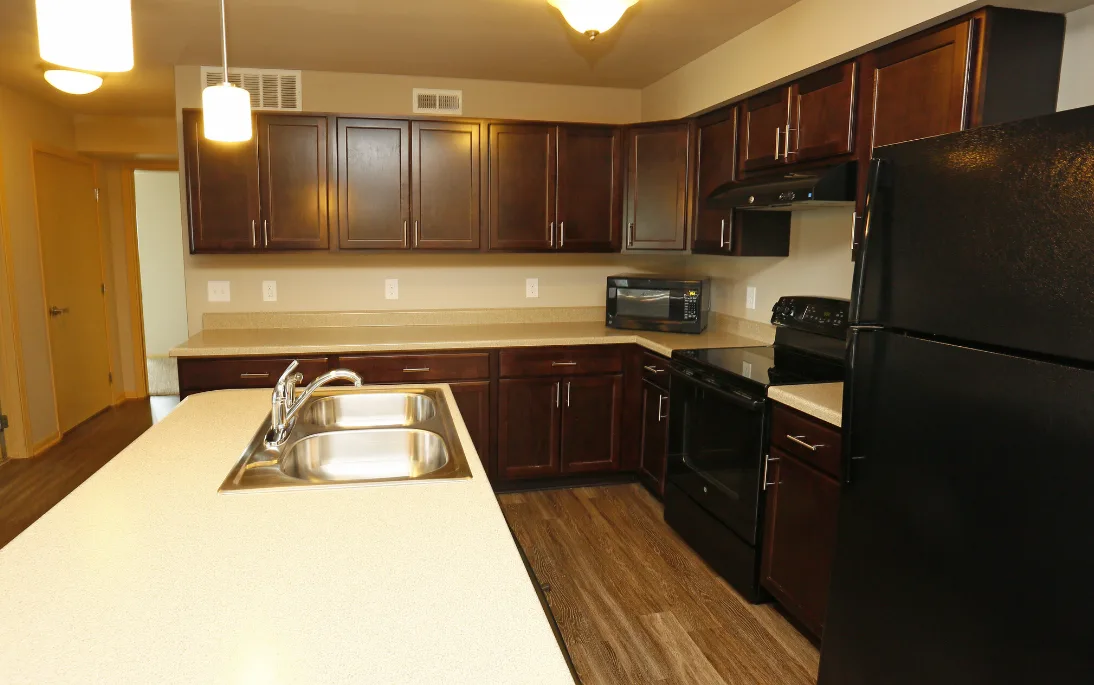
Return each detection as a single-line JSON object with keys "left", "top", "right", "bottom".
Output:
{"left": 36, "top": 0, "right": 134, "bottom": 72}
{"left": 548, "top": 0, "right": 639, "bottom": 40}
{"left": 44, "top": 69, "right": 104, "bottom": 95}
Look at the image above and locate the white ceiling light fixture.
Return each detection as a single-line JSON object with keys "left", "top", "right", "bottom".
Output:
{"left": 43, "top": 69, "right": 104, "bottom": 95}
{"left": 35, "top": 0, "right": 134, "bottom": 72}
{"left": 548, "top": 0, "right": 639, "bottom": 40}
{"left": 202, "top": 0, "right": 252, "bottom": 142}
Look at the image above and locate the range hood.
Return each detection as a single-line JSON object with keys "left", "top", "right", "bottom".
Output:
{"left": 708, "top": 162, "right": 857, "bottom": 211}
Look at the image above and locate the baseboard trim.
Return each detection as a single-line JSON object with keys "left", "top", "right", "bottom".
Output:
{"left": 30, "top": 434, "right": 61, "bottom": 456}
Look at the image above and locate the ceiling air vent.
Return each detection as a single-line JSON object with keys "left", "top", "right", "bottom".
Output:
{"left": 200, "top": 67, "right": 302, "bottom": 111}
{"left": 413, "top": 88, "right": 463, "bottom": 116}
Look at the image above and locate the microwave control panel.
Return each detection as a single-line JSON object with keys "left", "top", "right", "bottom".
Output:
{"left": 683, "top": 290, "right": 700, "bottom": 320}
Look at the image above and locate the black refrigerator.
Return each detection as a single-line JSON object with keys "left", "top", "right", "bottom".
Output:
{"left": 819, "top": 106, "right": 1094, "bottom": 685}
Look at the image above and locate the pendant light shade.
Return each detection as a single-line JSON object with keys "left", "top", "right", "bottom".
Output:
{"left": 44, "top": 69, "right": 104, "bottom": 95}
{"left": 548, "top": 0, "right": 638, "bottom": 39}
{"left": 35, "top": 0, "right": 134, "bottom": 72}
{"left": 202, "top": 0, "right": 252, "bottom": 142}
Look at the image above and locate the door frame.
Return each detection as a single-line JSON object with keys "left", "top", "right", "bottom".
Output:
{"left": 29, "top": 143, "right": 117, "bottom": 447}
{"left": 120, "top": 161, "right": 181, "bottom": 400}
{"left": 0, "top": 141, "right": 31, "bottom": 458}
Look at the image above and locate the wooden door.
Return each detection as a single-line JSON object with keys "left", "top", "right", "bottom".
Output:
{"left": 740, "top": 87, "right": 792, "bottom": 173}
{"left": 257, "top": 114, "right": 330, "bottom": 250}
{"left": 497, "top": 378, "right": 560, "bottom": 480}
{"left": 412, "top": 121, "right": 481, "bottom": 250}
{"left": 488, "top": 124, "right": 555, "bottom": 251}
{"left": 182, "top": 110, "right": 260, "bottom": 252}
{"left": 624, "top": 123, "right": 690, "bottom": 251}
{"left": 448, "top": 381, "right": 491, "bottom": 472}
{"left": 33, "top": 151, "right": 112, "bottom": 433}
{"left": 638, "top": 379, "right": 669, "bottom": 496}
{"left": 692, "top": 108, "right": 737, "bottom": 254}
{"left": 761, "top": 449, "right": 842, "bottom": 637}
{"left": 336, "top": 118, "right": 410, "bottom": 249}
{"left": 791, "top": 62, "right": 857, "bottom": 163}
{"left": 556, "top": 126, "right": 620, "bottom": 252}
{"left": 870, "top": 21, "right": 974, "bottom": 148}
{"left": 559, "top": 374, "right": 621, "bottom": 474}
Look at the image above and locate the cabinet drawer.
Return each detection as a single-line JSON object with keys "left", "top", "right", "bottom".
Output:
{"left": 178, "top": 357, "right": 330, "bottom": 393}
{"left": 640, "top": 351, "right": 672, "bottom": 391}
{"left": 336, "top": 352, "right": 490, "bottom": 383}
{"left": 499, "top": 345, "right": 623, "bottom": 378}
{"left": 770, "top": 403, "right": 843, "bottom": 478}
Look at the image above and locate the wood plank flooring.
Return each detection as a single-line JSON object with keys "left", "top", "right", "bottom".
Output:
{"left": 499, "top": 484, "right": 820, "bottom": 685}
{"left": 0, "top": 399, "right": 157, "bottom": 549}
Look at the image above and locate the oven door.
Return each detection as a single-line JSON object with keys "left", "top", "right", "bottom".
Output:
{"left": 667, "top": 369, "right": 767, "bottom": 544}
{"left": 607, "top": 285, "right": 697, "bottom": 332}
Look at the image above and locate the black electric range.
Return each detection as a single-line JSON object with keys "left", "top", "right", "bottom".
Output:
{"left": 664, "top": 296, "right": 849, "bottom": 602}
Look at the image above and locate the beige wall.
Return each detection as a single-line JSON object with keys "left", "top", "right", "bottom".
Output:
{"left": 1059, "top": 4, "right": 1094, "bottom": 111}
{"left": 74, "top": 115, "right": 177, "bottom": 157}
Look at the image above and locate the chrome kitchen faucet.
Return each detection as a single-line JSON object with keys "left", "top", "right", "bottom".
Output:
{"left": 266, "top": 360, "right": 363, "bottom": 447}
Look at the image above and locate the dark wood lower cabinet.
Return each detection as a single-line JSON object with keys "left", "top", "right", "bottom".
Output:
{"left": 497, "top": 377, "right": 561, "bottom": 480}
{"left": 447, "top": 381, "right": 491, "bottom": 472}
{"left": 637, "top": 379, "right": 669, "bottom": 496}
{"left": 560, "top": 374, "right": 621, "bottom": 473}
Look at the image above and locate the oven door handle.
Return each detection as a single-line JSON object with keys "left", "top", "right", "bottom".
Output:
{"left": 670, "top": 368, "right": 765, "bottom": 412}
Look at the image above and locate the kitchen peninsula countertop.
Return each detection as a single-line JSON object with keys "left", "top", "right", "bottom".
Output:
{"left": 170, "top": 320, "right": 769, "bottom": 359}
{"left": 0, "top": 388, "right": 575, "bottom": 684}
{"left": 768, "top": 382, "right": 844, "bottom": 427}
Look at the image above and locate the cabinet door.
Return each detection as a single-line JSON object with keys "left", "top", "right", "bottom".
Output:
{"left": 692, "top": 108, "right": 737, "bottom": 254}
{"left": 559, "top": 374, "right": 621, "bottom": 474}
{"left": 638, "top": 379, "right": 669, "bottom": 496}
{"left": 761, "top": 449, "right": 841, "bottom": 637}
{"left": 497, "top": 378, "right": 560, "bottom": 480}
{"left": 870, "top": 21, "right": 973, "bottom": 148}
{"left": 488, "top": 124, "right": 556, "bottom": 251}
{"left": 624, "top": 123, "right": 690, "bottom": 251}
{"left": 448, "top": 381, "right": 491, "bottom": 474}
{"left": 183, "top": 110, "right": 260, "bottom": 252}
{"left": 740, "top": 87, "right": 791, "bottom": 173}
{"left": 257, "top": 114, "right": 330, "bottom": 250}
{"left": 557, "top": 126, "right": 620, "bottom": 252}
{"left": 791, "top": 62, "right": 857, "bottom": 163}
{"left": 336, "top": 118, "right": 410, "bottom": 249}
{"left": 412, "top": 121, "right": 481, "bottom": 250}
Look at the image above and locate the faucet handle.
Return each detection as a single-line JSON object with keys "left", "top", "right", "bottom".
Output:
{"left": 276, "top": 360, "right": 300, "bottom": 388}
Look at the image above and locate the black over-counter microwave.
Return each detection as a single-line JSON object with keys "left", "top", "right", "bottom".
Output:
{"left": 605, "top": 275, "right": 711, "bottom": 334}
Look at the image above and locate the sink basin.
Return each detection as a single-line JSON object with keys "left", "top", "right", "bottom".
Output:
{"left": 281, "top": 429, "right": 449, "bottom": 482}
{"left": 219, "top": 386, "right": 473, "bottom": 492}
{"left": 300, "top": 393, "right": 437, "bottom": 428}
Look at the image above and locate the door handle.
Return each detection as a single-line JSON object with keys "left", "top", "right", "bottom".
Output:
{"left": 414, "top": 220, "right": 420, "bottom": 247}
{"left": 251, "top": 219, "right": 257, "bottom": 247}
{"left": 657, "top": 394, "right": 668, "bottom": 421}
{"left": 719, "top": 218, "right": 726, "bottom": 248}
{"left": 402, "top": 367, "right": 431, "bottom": 373}
{"left": 787, "top": 434, "right": 825, "bottom": 451}
{"left": 49, "top": 306, "right": 69, "bottom": 317}
{"left": 240, "top": 372, "right": 270, "bottom": 379}
{"left": 404, "top": 220, "right": 409, "bottom": 247}
{"left": 784, "top": 125, "right": 796, "bottom": 158}
{"left": 549, "top": 221, "right": 555, "bottom": 248}
{"left": 566, "top": 381, "right": 571, "bottom": 407}
{"left": 262, "top": 219, "right": 269, "bottom": 247}
{"left": 551, "top": 361, "right": 577, "bottom": 367}
{"left": 850, "top": 212, "right": 858, "bottom": 253}
{"left": 642, "top": 365, "right": 665, "bottom": 374}
{"left": 774, "top": 127, "right": 781, "bottom": 160}
{"left": 555, "top": 381, "right": 560, "bottom": 408}
{"left": 628, "top": 222, "right": 635, "bottom": 247}
{"left": 763, "top": 454, "right": 780, "bottom": 490}
{"left": 560, "top": 221, "right": 565, "bottom": 248}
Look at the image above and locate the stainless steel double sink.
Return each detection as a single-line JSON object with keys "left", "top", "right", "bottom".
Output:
{"left": 219, "top": 387, "right": 473, "bottom": 492}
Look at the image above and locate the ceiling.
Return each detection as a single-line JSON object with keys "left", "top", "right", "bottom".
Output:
{"left": 0, "top": 0, "right": 804, "bottom": 116}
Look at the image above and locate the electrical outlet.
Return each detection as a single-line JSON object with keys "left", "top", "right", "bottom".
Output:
{"left": 385, "top": 279, "right": 399, "bottom": 300}
{"left": 208, "top": 281, "right": 230, "bottom": 303}
{"left": 526, "top": 278, "right": 539, "bottom": 298}
{"left": 262, "top": 281, "right": 277, "bottom": 302}
{"left": 746, "top": 286, "right": 757, "bottom": 310}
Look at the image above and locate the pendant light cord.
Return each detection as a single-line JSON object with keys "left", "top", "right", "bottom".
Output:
{"left": 219, "top": 0, "right": 229, "bottom": 84}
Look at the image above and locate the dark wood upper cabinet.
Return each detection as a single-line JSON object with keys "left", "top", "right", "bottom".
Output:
{"left": 335, "top": 118, "right": 410, "bottom": 249}
{"left": 740, "top": 87, "right": 791, "bottom": 173}
{"left": 560, "top": 374, "right": 621, "bottom": 474}
{"left": 183, "top": 110, "right": 260, "bottom": 253}
{"left": 412, "top": 121, "right": 481, "bottom": 250}
{"left": 488, "top": 124, "right": 556, "bottom": 250}
{"left": 692, "top": 107, "right": 738, "bottom": 254}
{"left": 624, "top": 122, "right": 690, "bottom": 251}
{"left": 556, "top": 126, "right": 620, "bottom": 252}
{"left": 497, "top": 377, "right": 560, "bottom": 480}
{"left": 257, "top": 114, "right": 330, "bottom": 250}
{"left": 791, "top": 62, "right": 857, "bottom": 163}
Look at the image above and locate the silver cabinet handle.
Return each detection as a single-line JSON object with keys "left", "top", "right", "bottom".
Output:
{"left": 549, "top": 221, "right": 555, "bottom": 247}
{"left": 643, "top": 365, "right": 665, "bottom": 374}
{"left": 555, "top": 381, "right": 560, "bottom": 408}
{"left": 551, "top": 361, "right": 577, "bottom": 367}
{"left": 763, "top": 454, "right": 780, "bottom": 490}
{"left": 775, "top": 126, "right": 781, "bottom": 160}
{"left": 402, "top": 367, "right": 431, "bottom": 373}
{"left": 657, "top": 394, "right": 666, "bottom": 422}
{"left": 787, "top": 434, "right": 824, "bottom": 451}
{"left": 414, "top": 220, "right": 419, "bottom": 247}
{"left": 627, "top": 222, "right": 635, "bottom": 247}
{"left": 262, "top": 219, "right": 269, "bottom": 247}
{"left": 784, "top": 125, "right": 796, "bottom": 158}
{"left": 566, "top": 381, "right": 571, "bottom": 407}
{"left": 560, "top": 221, "right": 565, "bottom": 248}
{"left": 49, "top": 306, "right": 69, "bottom": 317}
{"left": 850, "top": 212, "right": 858, "bottom": 252}
{"left": 240, "top": 372, "right": 270, "bottom": 379}
{"left": 251, "top": 219, "right": 257, "bottom": 247}
{"left": 719, "top": 218, "right": 726, "bottom": 248}
{"left": 404, "top": 220, "right": 409, "bottom": 247}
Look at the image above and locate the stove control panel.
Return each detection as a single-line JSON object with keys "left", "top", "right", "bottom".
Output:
{"left": 771, "top": 296, "right": 850, "bottom": 336}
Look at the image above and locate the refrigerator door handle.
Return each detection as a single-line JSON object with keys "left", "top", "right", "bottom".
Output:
{"left": 851, "top": 158, "right": 887, "bottom": 325}
{"left": 842, "top": 326, "right": 880, "bottom": 485}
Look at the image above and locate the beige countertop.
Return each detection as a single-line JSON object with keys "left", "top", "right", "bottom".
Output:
{"left": 0, "top": 388, "right": 574, "bottom": 684}
{"left": 768, "top": 382, "right": 844, "bottom": 427}
{"left": 170, "top": 320, "right": 768, "bottom": 359}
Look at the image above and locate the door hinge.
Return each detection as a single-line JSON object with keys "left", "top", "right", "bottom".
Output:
{"left": 0, "top": 415, "right": 8, "bottom": 431}
{"left": 94, "top": 188, "right": 100, "bottom": 201}
{"left": 101, "top": 283, "right": 106, "bottom": 295}
{"left": 108, "top": 372, "right": 113, "bottom": 384}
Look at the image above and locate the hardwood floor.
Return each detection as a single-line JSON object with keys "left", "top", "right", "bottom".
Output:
{"left": 499, "top": 484, "right": 820, "bottom": 685}
{"left": 0, "top": 399, "right": 159, "bottom": 549}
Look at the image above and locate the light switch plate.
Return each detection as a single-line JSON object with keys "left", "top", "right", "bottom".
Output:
{"left": 262, "top": 281, "right": 277, "bottom": 302}
{"left": 526, "top": 278, "right": 539, "bottom": 298}
{"left": 208, "top": 281, "right": 230, "bottom": 303}
{"left": 385, "top": 279, "right": 399, "bottom": 300}
{"left": 746, "top": 286, "right": 757, "bottom": 310}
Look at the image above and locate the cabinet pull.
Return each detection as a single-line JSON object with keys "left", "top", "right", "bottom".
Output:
{"left": 763, "top": 454, "right": 780, "bottom": 490}
{"left": 240, "top": 372, "right": 270, "bottom": 379}
{"left": 628, "top": 222, "right": 635, "bottom": 247}
{"left": 787, "top": 434, "right": 824, "bottom": 451}
{"left": 850, "top": 212, "right": 858, "bottom": 252}
{"left": 657, "top": 394, "right": 666, "bottom": 421}
{"left": 555, "top": 381, "right": 560, "bottom": 408}
{"left": 560, "top": 221, "right": 565, "bottom": 248}
{"left": 251, "top": 219, "right": 256, "bottom": 247}
{"left": 719, "top": 218, "right": 726, "bottom": 248}
{"left": 549, "top": 221, "right": 555, "bottom": 247}
{"left": 262, "top": 219, "right": 269, "bottom": 247}
{"left": 551, "top": 361, "right": 577, "bottom": 367}
{"left": 774, "top": 127, "right": 781, "bottom": 160}
{"left": 402, "top": 367, "right": 431, "bottom": 373}
{"left": 643, "top": 365, "right": 665, "bottom": 374}
{"left": 784, "top": 125, "right": 796, "bottom": 158}
{"left": 404, "top": 220, "right": 409, "bottom": 247}
{"left": 414, "top": 220, "right": 419, "bottom": 247}
{"left": 566, "top": 381, "right": 571, "bottom": 407}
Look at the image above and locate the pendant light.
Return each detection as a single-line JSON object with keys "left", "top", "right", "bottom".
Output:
{"left": 548, "top": 0, "right": 638, "bottom": 40}
{"left": 44, "top": 69, "right": 104, "bottom": 95}
{"left": 36, "top": 0, "right": 134, "bottom": 72}
{"left": 202, "top": 0, "right": 252, "bottom": 142}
